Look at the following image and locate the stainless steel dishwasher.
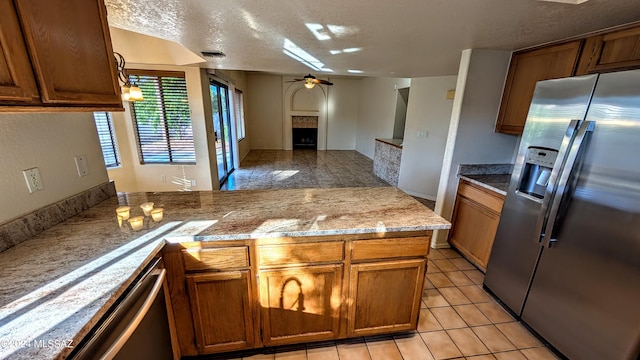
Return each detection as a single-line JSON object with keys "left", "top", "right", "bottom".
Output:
{"left": 70, "top": 258, "right": 175, "bottom": 360}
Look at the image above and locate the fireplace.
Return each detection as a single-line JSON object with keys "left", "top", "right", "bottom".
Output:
{"left": 292, "top": 116, "right": 318, "bottom": 149}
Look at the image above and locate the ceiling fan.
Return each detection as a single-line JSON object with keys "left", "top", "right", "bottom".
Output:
{"left": 287, "top": 74, "right": 333, "bottom": 89}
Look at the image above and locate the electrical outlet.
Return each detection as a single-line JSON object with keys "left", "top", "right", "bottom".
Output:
{"left": 75, "top": 155, "right": 89, "bottom": 177}
{"left": 417, "top": 130, "right": 428, "bottom": 138}
{"left": 23, "top": 168, "right": 43, "bottom": 193}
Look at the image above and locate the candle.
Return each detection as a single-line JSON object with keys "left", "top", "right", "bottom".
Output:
{"left": 140, "top": 202, "right": 154, "bottom": 216}
{"left": 116, "top": 206, "right": 130, "bottom": 220}
{"left": 150, "top": 208, "right": 164, "bottom": 222}
{"left": 128, "top": 216, "right": 145, "bottom": 231}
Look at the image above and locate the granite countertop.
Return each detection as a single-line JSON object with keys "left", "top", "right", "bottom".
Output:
{"left": 459, "top": 174, "right": 511, "bottom": 195}
{"left": 375, "top": 138, "right": 403, "bottom": 148}
{"left": 0, "top": 187, "right": 450, "bottom": 360}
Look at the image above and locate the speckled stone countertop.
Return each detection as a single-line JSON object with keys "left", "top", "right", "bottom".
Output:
{"left": 459, "top": 174, "right": 511, "bottom": 195}
{"left": 375, "top": 138, "right": 403, "bottom": 148}
{"left": 0, "top": 187, "right": 449, "bottom": 360}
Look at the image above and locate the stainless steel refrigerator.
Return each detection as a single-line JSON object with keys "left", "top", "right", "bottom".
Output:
{"left": 484, "top": 70, "right": 640, "bottom": 360}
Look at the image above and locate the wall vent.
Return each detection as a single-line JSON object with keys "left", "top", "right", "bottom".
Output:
{"left": 201, "top": 51, "right": 226, "bottom": 58}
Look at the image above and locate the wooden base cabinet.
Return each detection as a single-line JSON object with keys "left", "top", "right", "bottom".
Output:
{"left": 448, "top": 180, "right": 505, "bottom": 271}
{"left": 348, "top": 259, "right": 425, "bottom": 337}
{"left": 164, "top": 234, "right": 432, "bottom": 357}
{"left": 259, "top": 264, "right": 342, "bottom": 346}
{"left": 186, "top": 271, "right": 254, "bottom": 353}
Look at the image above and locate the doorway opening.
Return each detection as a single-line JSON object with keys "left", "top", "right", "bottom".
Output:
{"left": 210, "top": 80, "right": 234, "bottom": 186}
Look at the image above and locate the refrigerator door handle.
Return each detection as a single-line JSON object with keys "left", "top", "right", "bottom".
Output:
{"left": 534, "top": 120, "right": 581, "bottom": 245}
{"left": 542, "top": 120, "right": 595, "bottom": 248}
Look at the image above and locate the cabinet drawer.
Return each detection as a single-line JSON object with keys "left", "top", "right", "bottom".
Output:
{"left": 351, "top": 237, "right": 430, "bottom": 261}
{"left": 183, "top": 247, "right": 249, "bottom": 272}
{"left": 457, "top": 182, "right": 505, "bottom": 214}
{"left": 259, "top": 242, "right": 344, "bottom": 267}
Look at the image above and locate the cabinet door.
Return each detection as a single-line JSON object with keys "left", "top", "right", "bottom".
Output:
{"left": 348, "top": 259, "right": 425, "bottom": 337}
{"left": 448, "top": 195, "right": 501, "bottom": 271}
{"left": 495, "top": 41, "right": 582, "bottom": 135}
{"left": 576, "top": 26, "right": 640, "bottom": 75}
{"left": 0, "top": 0, "right": 39, "bottom": 104}
{"left": 14, "top": 0, "right": 122, "bottom": 106}
{"left": 259, "top": 264, "right": 342, "bottom": 346}
{"left": 186, "top": 271, "right": 254, "bottom": 353}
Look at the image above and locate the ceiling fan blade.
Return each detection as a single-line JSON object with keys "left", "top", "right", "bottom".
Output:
{"left": 315, "top": 79, "right": 333, "bottom": 86}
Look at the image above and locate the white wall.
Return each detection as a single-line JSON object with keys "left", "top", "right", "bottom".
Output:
{"left": 0, "top": 113, "right": 109, "bottom": 224}
{"left": 245, "top": 74, "right": 284, "bottom": 149}
{"left": 222, "top": 70, "right": 251, "bottom": 162}
{"left": 355, "top": 77, "right": 411, "bottom": 159}
{"left": 327, "top": 78, "right": 360, "bottom": 150}
{"left": 107, "top": 64, "right": 214, "bottom": 192}
{"left": 433, "top": 49, "right": 519, "bottom": 247}
{"left": 398, "top": 76, "right": 458, "bottom": 200}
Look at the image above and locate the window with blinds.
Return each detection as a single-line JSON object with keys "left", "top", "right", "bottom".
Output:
{"left": 93, "top": 112, "right": 120, "bottom": 168}
{"left": 233, "top": 89, "right": 246, "bottom": 140}
{"left": 128, "top": 70, "right": 196, "bottom": 164}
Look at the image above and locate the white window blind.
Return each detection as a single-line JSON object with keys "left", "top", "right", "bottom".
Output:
{"left": 128, "top": 70, "right": 196, "bottom": 164}
{"left": 93, "top": 112, "right": 120, "bottom": 168}
{"left": 233, "top": 89, "right": 246, "bottom": 140}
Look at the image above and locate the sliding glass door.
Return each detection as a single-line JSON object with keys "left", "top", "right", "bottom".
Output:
{"left": 210, "top": 80, "right": 234, "bottom": 185}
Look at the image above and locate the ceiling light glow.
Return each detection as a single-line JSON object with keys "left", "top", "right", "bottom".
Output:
{"left": 330, "top": 50, "right": 342, "bottom": 55}
{"left": 306, "top": 23, "right": 331, "bottom": 41}
{"left": 347, "top": 69, "right": 364, "bottom": 74}
{"left": 342, "top": 47, "right": 362, "bottom": 53}
{"left": 326, "top": 24, "right": 359, "bottom": 37}
{"left": 283, "top": 38, "right": 332, "bottom": 72}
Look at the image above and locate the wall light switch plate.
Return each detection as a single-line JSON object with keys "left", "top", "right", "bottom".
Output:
{"left": 23, "top": 167, "right": 43, "bottom": 193}
{"left": 75, "top": 155, "right": 89, "bottom": 177}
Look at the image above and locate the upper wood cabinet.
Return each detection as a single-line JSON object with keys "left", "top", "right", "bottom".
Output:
{"left": 0, "top": 0, "right": 39, "bottom": 104}
{"left": 0, "top": 0, "right": 123, "bottom": 111}
{"left": 496, "top": 23, "right": 640, "bottom": 135}
{"left": 576, "top": 26, "right": 640, "bottom": 75}
{"left": 495, "top": 41, "right": 582, "bottom": 135}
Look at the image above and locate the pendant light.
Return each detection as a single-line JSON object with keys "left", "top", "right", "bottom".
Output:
{"left": 114, "top": 52, "right": 143, "bottom": 102}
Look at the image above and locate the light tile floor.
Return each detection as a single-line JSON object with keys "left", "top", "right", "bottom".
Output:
{"left": 221, "top": 149, "right": 436, "bottom": 209}
{"left": 221, "top": 150, "right": 390, "bottom": 190}
{"left": 199, "top": 249, "right": 558, "bottom": 360}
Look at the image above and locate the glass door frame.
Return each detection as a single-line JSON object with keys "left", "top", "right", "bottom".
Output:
{"left": 209, "top": 79, "right": 235, "bottom": 186}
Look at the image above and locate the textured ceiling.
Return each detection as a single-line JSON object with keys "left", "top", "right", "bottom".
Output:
{"left": 104, "top": 0, "right": 640, "bottom": 78}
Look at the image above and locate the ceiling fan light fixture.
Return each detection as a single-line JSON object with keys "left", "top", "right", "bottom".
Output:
{"left": 304, "top": 80, "right": 315, "bottom": 89}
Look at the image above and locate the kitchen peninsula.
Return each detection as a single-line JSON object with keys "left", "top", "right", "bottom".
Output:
{"left": 0, "top": 187, "right": 450, "bottom": 359}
